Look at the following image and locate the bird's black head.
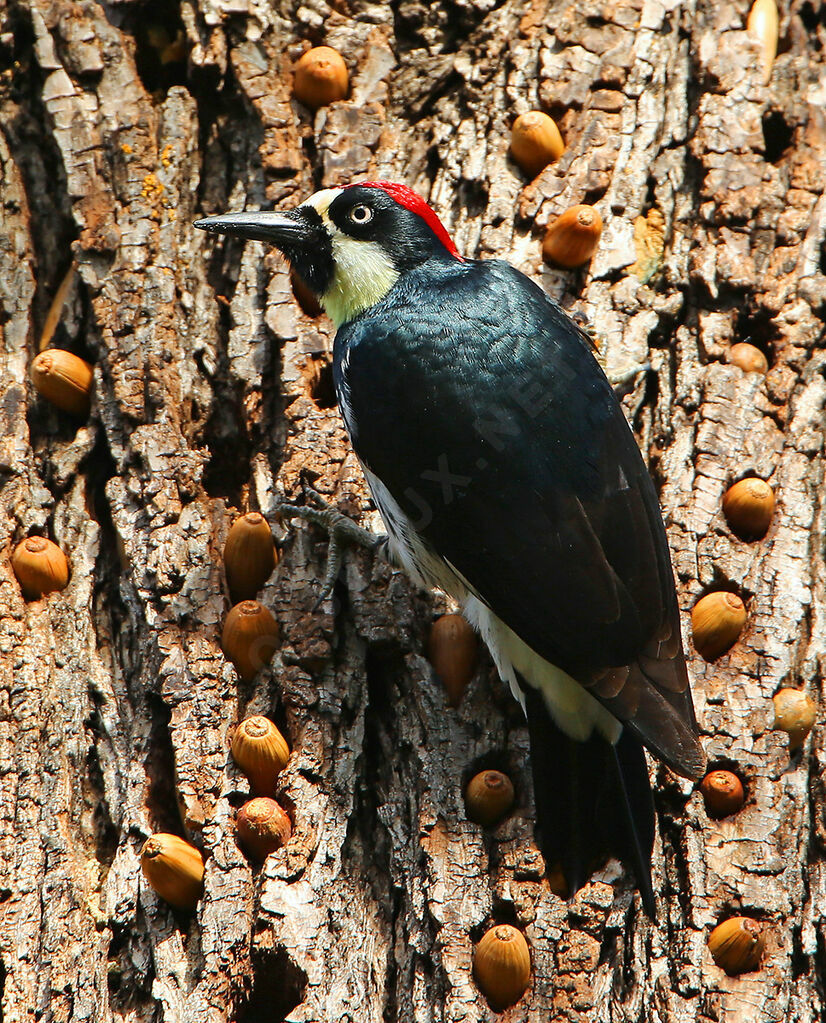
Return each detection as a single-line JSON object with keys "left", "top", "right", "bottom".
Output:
{"left": 194, "top": 181, "right": 462, "bottom": 325}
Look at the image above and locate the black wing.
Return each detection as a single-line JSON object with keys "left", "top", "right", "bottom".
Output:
{"left": 337, "top": 258, "right": 704, "bottom": 778}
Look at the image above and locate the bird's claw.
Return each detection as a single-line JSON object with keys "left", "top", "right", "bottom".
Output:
{"left": 278, "top": 490, "right": 384, "bottom": 607}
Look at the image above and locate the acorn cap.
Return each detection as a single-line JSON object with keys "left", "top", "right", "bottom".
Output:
{"left": 231, "top": 715, "right": 290, "bottom": 794}
{"left": 700, "top": 769, "right": 745, "bottom": 818}
{"left": 542, "top": 205, "right": 603, "bottom": 269}
{"left": 465, "top": 769, "right": 515, "bottom": 828}
{"left": 221, "top": 600, "right": 280, "bottom": 682}
{"left": 728, "top": 342, "right": 768, "bottom": 374}
{"left": 473, "top": 924, "right": 531, "bottom": 1011}
{"left": 293, "top": 46, "right": 349, "bottom": 108}
{"left": 11, "top": 536, "right": 70, "bottom": 600}
{"left": 30, "top": 349, "right": 93, "bottom": 417}
{"left": 235, "top": 797, "right": 292, "bottom": 861}
{"left": 722, "top": 478, "right": 775, "bottom": 541}
{"left": 691, "top": 591, "right": 746, "bottom": 661}
{"left": 223, "top": 512, "right": 277, "bottom": 603}
{"left": 427, "top": 613, "right": 478, "bottom": 706}
{"left": 140, "top": 833, "right": 205, "bottom": 910}
{"left": 772, "top": 688, "right": 816, "bottom": 751}
{"left": 708, "top": 917, "right": 765, "bottom": 975}
{"left": 510, "top": 111, "right": 564, "bottom": 178}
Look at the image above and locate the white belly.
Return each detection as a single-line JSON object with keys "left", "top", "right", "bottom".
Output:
{"left": 362, "top": 467, "right": 622, "bottom": 744}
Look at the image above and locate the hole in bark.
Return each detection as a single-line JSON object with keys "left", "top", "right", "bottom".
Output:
{"left": 310, "top": 360, "right": 336, "bottom": 409}
{"left": 144, "top": 693, "right": 186, "bottom": 835}
{"left": 84, "top": 733, "right": 119, "bottom": 869}
{"left": 130, "top": 1, "right": 188, "bottom": 96}
{"left": 762, "top": 110, "right": 794, "bottom": 163}
{"left": 457, "top": 179, "right": 489, "bottom": 221}
{"left": 799, "top": 1, "right": 826, "bottom": 34}
{"left": 236, "top": 946, "right": 307, "bottom": 1022}
{"left": 582, "top": 185, "right": 608, "bottom": 207}
{"left": 733, "top": 306, "right": 778, "bottom": 366}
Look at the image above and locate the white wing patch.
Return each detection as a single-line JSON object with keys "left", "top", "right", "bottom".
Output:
{"left": 361, "top": 466, "right": 621, "bottom": 743}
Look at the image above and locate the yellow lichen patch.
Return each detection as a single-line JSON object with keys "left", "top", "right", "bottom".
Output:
{"left": 161, "top": 143, "right": 174, "bottom": 168}
{"left": 121, "top": 142, "right": 133, "bottom": 155}
{"left": 629, "top": 208, "right": 665, "bottom": 282}
{"left": 141, "top": 173, "right": 165, "bottom": 202}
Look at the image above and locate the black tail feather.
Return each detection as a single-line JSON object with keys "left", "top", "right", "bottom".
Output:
{"left": 522, "top": 685, "right": 656, "bottom": 917}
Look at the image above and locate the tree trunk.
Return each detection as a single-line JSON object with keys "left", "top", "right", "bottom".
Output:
{"left": 1, "top": 0, "right": 825, "bottom": 1019}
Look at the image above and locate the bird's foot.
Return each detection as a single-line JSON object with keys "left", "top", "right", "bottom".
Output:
{"left": 279, "top": 487, "right": 386, "bottom": 608}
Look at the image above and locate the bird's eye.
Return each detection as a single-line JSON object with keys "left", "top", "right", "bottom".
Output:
{"left": 349, "top": 204, "right": 373, "bottom": 225}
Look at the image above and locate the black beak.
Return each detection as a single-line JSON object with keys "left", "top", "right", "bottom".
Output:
{"left": 193, "top": 211, "right": 311, "bottom": 247}
{"left": 194, "top": 206, "right": 334, "bottom": 296}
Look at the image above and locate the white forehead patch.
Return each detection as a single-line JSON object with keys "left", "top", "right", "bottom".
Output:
{"left": 299, "top": 186, "right": 400, "bottom": 327}
{"left": 300, "top": 188, "right": 344, "bottom": 223}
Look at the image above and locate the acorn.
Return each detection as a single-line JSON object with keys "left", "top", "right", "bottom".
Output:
{"left": 473, "top": 924, "right": 531, "bottom": 1011}
{"left": 691, "top": 591, "right": 747, "bottom": 661}
{"left": 140, "top": 833, "right": 205, "bottom": 910}
{"left": 728, "top": 342, "right": 768, "bottom": 374}
{"left": 223, "top": 512, "right": 277, "bottom": 603}
{"left": 30, "top": 349, "right": 93, "bottom": 417}
{"left": 293, "top": 46, "right": 349, "bottom": 108}
{"left": 290, "top": 268, "right": 323, "bottom": 318}
{"left": 510, "top": 111, "right": 565, "bottom": 178}
{"left": 772, "top": 688, "right": 816, "bottom": 751}
{"left": 11, "top": 536, "right": 70, "bottom": 599}
{"left": 231, "top": 715, "right": 290, "bottom": 795}
{"left": 465, "top": 770, "right": 515, "bottom": 828}
{"left": 221, "top": 600, "right": 280, "bottom": 682}
{"left": 235, "top": 797, "right": 292, "bottom": 861}
{"left": 700, "top": 769, "right": 745, "bottom": 818}
{"left": 427, "top": 613, "right": 478, "bottom": 706}
{"left": 747, "top": 0, "right": 779, "bottom": 85}
{"left": 722, "top": 478, "right": 775, "bottom": 541}
{"left": 542, "top": 205, "right": 603, "bottom": 269}
{"left": 708, "top": 917, "right": 765, "bottom": 975}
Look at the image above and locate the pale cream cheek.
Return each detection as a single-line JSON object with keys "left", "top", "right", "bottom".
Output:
{"left": 322, "top": 236, "right": 400, "bottom": 327}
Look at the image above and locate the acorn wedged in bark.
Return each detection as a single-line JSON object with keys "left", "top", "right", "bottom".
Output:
{"left": 223, "top": 512, "right": 277, "bottom": 603}
{"left": 465, "top": 770, "right": 515, "bottom": 828}
{"left": 473, "top": 924, "right": 531, "bottom": 1011}
{"left": 140, "top": 833, "right": 205, "bottom": 910}
{"left": 293, "top": 46, "right": 349, "bottom": 108}
{"left": 231, "top": 715, "right": 290, "bottom": 795}
{"left": 747, "top": 0, "right": 779, "bottom": 84}
{"left": 722, "top": 478, "right": 775, "bottom": 541}
{"left": 700, "top": 769, "right": 745, "bottom": 818}
{"left": 728, "top": 342, "right": 768, "bottom": 374}
{"left": 222, "top": 600, "right": 280, "bottom": 682}
{"left": 11, "top": 536, "right": 70, "bottom": 599}
{"left": 510, "top": 111, "right": 564, "bottom": 178}
{"left": 691, "top": 591, "right": 747, "bottom": 660}
{"left": 427, "top": 613, "right": 478, "bottom": 706}
{"left": 772, "top": 688, "right": 816, "bottom": 751}
{"left": 542, "top": 205, "right": 603, "bottom": 268}
{"left": 708, "top": 917, "right": 765, "bottom": 975}
{"left": 236, "top": 797, "right": 292, "bottom": 861}
{"left": 30, "top": 349, "right": 93, "bottom": 417}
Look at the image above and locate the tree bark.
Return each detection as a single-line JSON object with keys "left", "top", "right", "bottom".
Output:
{"left": 1, "top": 0, "right": 825, "bottom": 1019}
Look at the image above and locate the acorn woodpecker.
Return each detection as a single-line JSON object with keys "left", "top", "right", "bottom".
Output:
{"left": 195, "top": 182, "right": 706, "bottom": 916}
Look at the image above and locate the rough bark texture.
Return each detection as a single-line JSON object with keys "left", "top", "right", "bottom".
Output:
{"left": 1, "top": 0, "right": 825, "bottom": 1020}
